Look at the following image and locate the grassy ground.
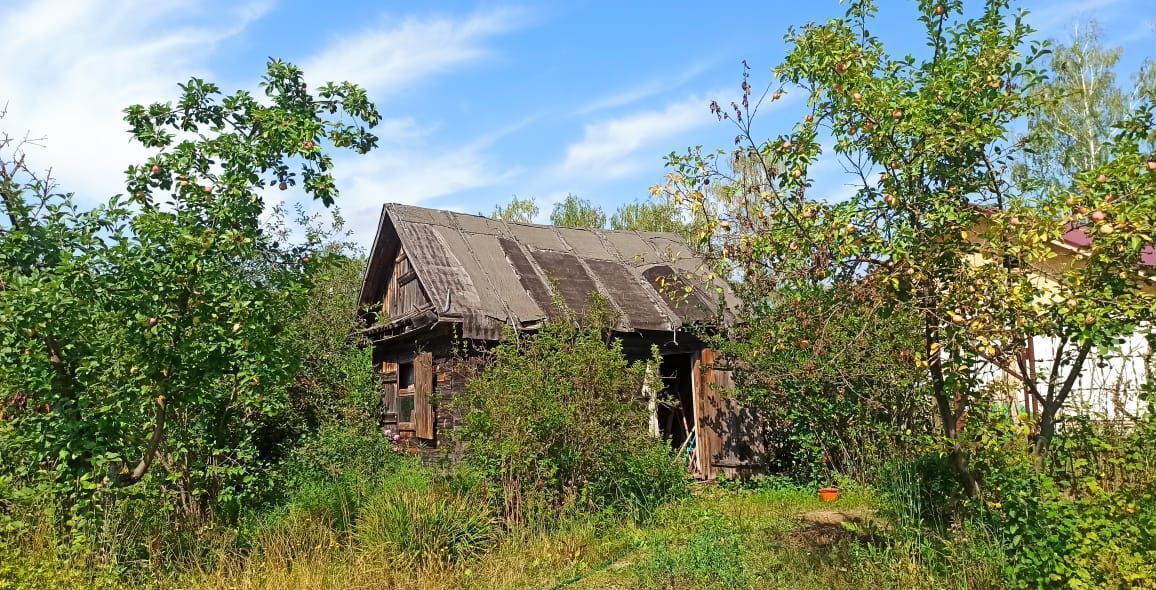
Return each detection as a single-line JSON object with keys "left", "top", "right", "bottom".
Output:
{"left": 1, "top": 484, "right": 1005, "bottom": 590}
{"left": 175, "top": 484, "right": 1001, "bottom": 590}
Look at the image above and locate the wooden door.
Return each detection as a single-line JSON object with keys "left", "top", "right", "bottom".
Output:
{"left": 695, "top": 347, "right": 767, "bottom": 479}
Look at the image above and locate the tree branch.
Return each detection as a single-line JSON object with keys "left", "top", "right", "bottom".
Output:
{"left": 1045, "top": 333, "right": 1069, "bottom": 402}
{"left": 122, "top": 395, "right": 167, "bottom": 485}
{"left": 1052, "top": 340, "right": 1093, "bottom": 410}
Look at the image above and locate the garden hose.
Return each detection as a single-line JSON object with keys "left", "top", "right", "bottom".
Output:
{"left": 540, "top": 542, "right": 640, "bottom": 590}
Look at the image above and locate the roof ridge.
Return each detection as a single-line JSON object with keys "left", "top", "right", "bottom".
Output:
{"left": 383, "top": 202, "right": 689, "bottom": 241}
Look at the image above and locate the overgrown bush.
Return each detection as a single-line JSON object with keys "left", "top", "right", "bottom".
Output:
{"left": 0, "top": 60, "right": 381, "bottom": 535}
{"left": 978, "top": 466, "right": 1156, "bottom": 588}
{"left": 0, "top": 543, "right": 128, "bottom": 590}
{"left": 234, "top": 430, "right": 496, "bottom": 569}
{"left": 587, "top": 441, "right": 690, "bottom": 520}
{"left": 456, "top": 301, "right": 688, "bottom": 525}
{"left": 356, "top": 484, "right": 497, "bottom": 566}
{"left": 971, "top": 406, "right": 1156, "bottom": 589}
{"left": 278, "top": 424, "right": 408, "bottom": 498}
{"left": 237, "top": 424, "right": 416, "bottom": 547}
{"left": 270, "top": 254, "right": 382, "bottom": 446}
{"left": 715, "top": 284, "right": 931, "bottom": 483}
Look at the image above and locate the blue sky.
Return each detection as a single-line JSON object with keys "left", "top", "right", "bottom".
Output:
{"left": 1, "top": 0, "right": 1152, "bottom": 248}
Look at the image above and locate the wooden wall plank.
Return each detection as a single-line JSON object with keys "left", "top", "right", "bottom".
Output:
{"left": 413, "top": 352, "right": 435, "bottom": 439}
{"left": 691, "top": 351, "right": 711, "bottom": 478}
{"left": 698, "top": 348, "right": 720, "bottom": 478}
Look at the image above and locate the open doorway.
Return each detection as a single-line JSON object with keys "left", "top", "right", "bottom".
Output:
{"left": 656, "top": 354, "right": 696, "bottom": 451}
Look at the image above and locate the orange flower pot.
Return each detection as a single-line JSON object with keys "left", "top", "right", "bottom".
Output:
{"left": 818, "top": 487, "right": 840, "bottom": 502}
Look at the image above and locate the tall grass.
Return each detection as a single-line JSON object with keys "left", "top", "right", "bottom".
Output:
{"left": 356, "top": 485, "right": 497, "bottom": 565}
{"left": 4, "top": 474, "right": 1023, "bottom": 590}
{"left": 869, "top": 458, "right": 1007, "bottom": 589}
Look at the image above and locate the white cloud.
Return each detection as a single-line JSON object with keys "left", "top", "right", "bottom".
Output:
{"left": 339, "top": 144, "right": 514, "bottom": 212}
{"left": 0, "top": 0, "right": 271, "bottom": 202}
{"left": 369, "top": 117, "right": 435, "bottom": 141}
{"left": 0, "top": 2, "right": 528, "bottom": 212}
{"left": 262, "top": 135, "right": 516, "bottom": 250}
{"left": 1025, "top": 0, "right": 1131, "bottom": 37}
{"left": 301, "top": 7, "right": 528, "bottom": 96}
{"left": 281, "top": 6, "right": 534, "bottom": 245}
{"left": 561, "top": 94, "right": 717, "bottom": 180}
{"left": 326, "top": 119, "right": 530, "bottom": 244}
{"left": 575, "top": 61, "right": 713, "bottom": 115}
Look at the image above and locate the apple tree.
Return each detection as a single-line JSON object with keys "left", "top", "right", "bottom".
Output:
{"left": 655, "top": 0, "right": 1148, "bottom": 495}
{"left": 0, "top": 59, "right": 380, "bottom": 523}
{"left": 1005, "top": 106, "right": 1156, "bottom": 461}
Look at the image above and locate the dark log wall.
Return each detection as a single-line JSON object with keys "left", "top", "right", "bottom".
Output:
{"left": 383, "top": 249, "right": 432, "bottom": 321}
{"left": 372, "top": 331, "right": 771, "bottom": 477}
{"left": 374, "top": 330, "right": 484, "bottom": 466}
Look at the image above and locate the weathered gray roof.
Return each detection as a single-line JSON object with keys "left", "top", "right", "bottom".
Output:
{"left": 359, "top": 203, "right": 736, "bottom": 341}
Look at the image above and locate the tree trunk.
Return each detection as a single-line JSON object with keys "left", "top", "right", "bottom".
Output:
{"left": 118, "top": 395, "right": 167, "bottom": 486}
{"left": 1032, "top": 340, "right": 1092, "bottom": 467}
{"left": 1033, "top": 407, "right": 1058, "bottom": 468}
{"left": 935, "top": 385, "right": 982, "bottom": 498}
{"left": 926, "top": 317, "right": 982, "bottom": 498}
{"left": 949, "top": 447, "right": 981, "bottom": 498}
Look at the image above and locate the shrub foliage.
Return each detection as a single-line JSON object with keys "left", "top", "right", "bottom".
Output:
{"left": 456, "top": 302, "right": 688, "bottom": 524}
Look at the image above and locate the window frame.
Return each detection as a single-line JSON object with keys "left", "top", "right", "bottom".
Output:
{"left": 396, "top": 359, "right": 416, "bottom": 431}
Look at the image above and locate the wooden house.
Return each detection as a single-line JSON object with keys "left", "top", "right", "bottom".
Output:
{"left": 357, "top": 203, "right": 768, "bottom": 479}
{"left": 968, "top": 218, "right": 1155, "bottom": 419}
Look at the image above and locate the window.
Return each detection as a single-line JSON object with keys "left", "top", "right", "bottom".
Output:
{"left": 384, "top": 353, "right": 433, "bottom": 439}
{"left": 397, "top": 394, "right": 415, "bottom": 424}
{"left": 399, "top": 362, "right": 415, "bottom": 389}
{"left": 397, "top": 360, "right": 415, "bottom": 427}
